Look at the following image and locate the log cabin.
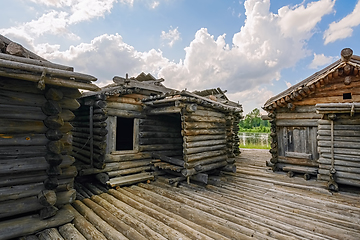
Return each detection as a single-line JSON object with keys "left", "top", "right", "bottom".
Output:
{"left": 263, "top": 48, "right": 360, "bottom": 190}
{"left": 72, "top": 72, "right": 243, "bottom": 187}
{"left": 0, "top": 34, "right": 99, "bottom": 237}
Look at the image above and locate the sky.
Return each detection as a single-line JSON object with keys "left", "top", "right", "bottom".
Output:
{"left": 1, "top": 0, "right": 360, "bottom": 114}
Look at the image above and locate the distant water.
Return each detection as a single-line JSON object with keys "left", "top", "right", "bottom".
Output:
{"left": 238, "top": 132, "right": 270, "bottom": 148}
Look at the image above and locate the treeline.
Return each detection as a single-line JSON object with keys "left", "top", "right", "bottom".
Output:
{"left": 239, "top": 108, "right": 270, "bottom": 133}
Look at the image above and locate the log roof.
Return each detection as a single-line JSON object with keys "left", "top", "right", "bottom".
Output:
{"left": 12, "top": 149, "right": 360, "bottom": 240}
{"left": 264, "top": 48, "right": 360, "bottom": 111}
{"left": 0, "top": 34, "right": 99, "bottom": 91}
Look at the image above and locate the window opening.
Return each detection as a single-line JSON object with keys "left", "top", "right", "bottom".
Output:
{"left": 343, "top": 93, "right": 352, "bottom": 99}
{"left": 116, "top": 117, "right": 134, "bottom": 151}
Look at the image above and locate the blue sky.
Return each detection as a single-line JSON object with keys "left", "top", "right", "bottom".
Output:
{"left": 1, "top": 0, "right": 360, "bottom": 114}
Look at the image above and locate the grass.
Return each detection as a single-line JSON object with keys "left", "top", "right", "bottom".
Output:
{"left": 239, "top": 144, "right": 270, "bottom": 149}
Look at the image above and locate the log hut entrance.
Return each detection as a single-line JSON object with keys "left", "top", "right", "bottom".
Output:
{"left": 116, "top": 117, "right": 134, "bottom": 151}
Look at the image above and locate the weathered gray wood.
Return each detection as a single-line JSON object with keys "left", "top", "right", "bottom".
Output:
{"left": 59, "top": 223, "right": 87, "bottom": 240}
{"left": 276, "top": 112, "right": 322, "bottom": 119}
{"left": 276, "top": 119, "right": 318, "bottom": 127}
{"left": 184, "top": 139, "right": 226, "bottom": 148}
{"left": 139, "top": 131, "right": 181, "bottom": 138}
{"left": 184, "top": 155, "right": 227, "bottom": 168}
{"left": 146, "top": 106, "right": 182, "bottom": 115}
{"left": 182, "top": 115, "right": 226, "bottom": 123}
{"left": 107, "top": 166, "right": 152, "bottom": 178}
{"left": 318, "top": 169, "right": 360, "bottom": 181}
{"left": 107, "top": 101, "right": 143, "bottom": 111}
{"left": 184, "top": 150, "right": 226, "bottom": 162}
{"left": 0, "top": 133, "right": 47, "bottom": 146}
{"left": 63, "top": 204, "right": 107, "bottom": 240}
{"left": 319, "top": 163, "right": 360, "bottom": 174}
{"left": 184, "top": 121, "right": 224, "bottom": 129}
{"left": 56, "top": 189, "right": 76, "bottom": 207}
{"left": 317, "top": 129, "right": 360, "bottom": 137}
{"left": 181, "top": 128, "right": 225, "bottom": 136}
{"left": 183, "top": 134, "right": 225, "bottom": 142}
{"left": 79, "top": 159, "right": 153, "bottom": 175}
{"left": 107, "top": 172, "right": 154, "bottom": 187}
{"left": 184, "top": 144, "right": 225, "bottom": 155}
{"left": 104, "top": 152, "right": 151, "bottom": 163}
{"left": 190, "top": 109, "right": 225, "bottom": 118}
{"left": 139, "top": 144, "right": 182, "bottom": 151}
{"left": 0, "top": 104, "right": 46, "bottom": 120}
{"left": 152, "top": 153, "right": 184, "bottom": 167}
{"left": 285, "top": 151, "right": 312, "bottom": 160}
{"left": 0, "top": 58, "right": 96, "bottom": 81}
{"left": 318, "top": 140, "right": 360, "bottom": 149}
{"left": 0, "top": 119, "right": 47, "bottom": 134}
{"left": 0, "top": 208, "right": 74, "bottom": 240}
{"left": 317, "top": 174, "right": 360, "bottom": 187}
{"left": 0, "top": 52, "right": 72, "bottom": 71}
{"left": 38, "top": 228, "right": 64, "bottom": 240}
{"left": 107, "top": 108, "right": 144, "bottom": 118}
{"left": 277, "top": 156, "right": 318, "bottom": 167}
{"left": 0, "top": 70, "right": 99, "bottom": 91}
{"left": 139, "top": 137, "right": 182, "bottom": 145}
{"left": 72, "top": 200, "right": 127, "bottom": 240}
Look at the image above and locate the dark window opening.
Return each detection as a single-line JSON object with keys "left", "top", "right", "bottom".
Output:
{"left": 343, "top": 92, "right": 352, "bottom": 99}
{"left": 116, "top": 117, "right": 134, "bottom": 151}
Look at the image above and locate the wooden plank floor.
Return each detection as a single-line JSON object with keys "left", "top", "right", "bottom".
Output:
{"left": 32, "top": 149, "right": 360, "bottom": 239}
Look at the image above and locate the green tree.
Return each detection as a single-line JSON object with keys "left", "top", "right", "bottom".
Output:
{"left": 239, "top": 108, "right": 270, "bottom": 132}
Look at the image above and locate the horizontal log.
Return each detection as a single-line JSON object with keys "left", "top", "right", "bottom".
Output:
{"left": 181, "top": 129, "right": 225, "bottom": 136}
{"left": 319, "top": 147, "right": 360, "bottom": 156}
{"left": 276, "top": 119, "right": 318, "bottom": 127}
{"left": 79, "top": 159, "right": 153, "bottom": 175}
{"left": 0, "top": 58, "right": 96, "bottom": 81}
{"left": 139, "top": 131, "right": 181, "bottom": 138}
{"left": 0, "top": 182, "right": 44, "bottom": 202}
{"left": 277, "top": 164, "right": 318, "bottom": 175}
{"left": 107, "top": 96, "right": 142, "bottom": 105}
{"left": 183, "top": 134, "right": 225, "bottom": 142}
{"left": 139, "top": 144, "right": 182, "bottom": 151}
{"left": 0, "top": 146, "right": 47, "bottom": 158}
{"left": 104, "top": 152, "right": 152, "bottom": 163}
{"left": 139, "top": 137, "right": 182, "bottom": 145}
{"left": 152, "top": 153, "right": 184, "bottom": 167}
{"left": 276, "top": 112, "right": 322, "bottom": 119}
{"left": 189, "top": 109, "right": 225, "bottom": 118}
{"left": 181, "top": 115, "right": 226, "bottom": 123}
{"left": 107, "top": 101, "right": 143, "bottom": 111}
{"left": 319, "top": 164, "right": 360, "bottom": 174}
{"left": 71, "top": 121, "right": 107, "bottom": 128}
{"left": 184, "top": 144, "right": 225, "bottom": 155}
{"left": 0, "top": 119, "right": 47, "bottom": 134}
{"left": 107, "top": 166, "right": 152, "bottom": 178}
{"left": 72, "top": 142, "right": 106, "bottom": 155}
{"left": 74, "top": 114, "right": 108, "bottom": 122}
{"left": 317, "top": 174, "right": 360, "bottom": 187}
{"left": 107, "top": 108, "right": 144, "bottom": 118}
{"left": 185, "top": 154, "right": 227, "bottom": 168}
{"left": 318, "top": 169, "right": 360, "bottom": 181}
{"left": 59, "top": 98, "right": 80, "bottom": 110}
{"left": 73, "top": 139, "right": 106, "bottom": 150}
{"left": 107, "top": 172, "right": 154, "bottom": 187}
{"left": 317, "top": 130, "right": 360, "bottom": 137}
{"left": 0, "top": 52, "right": 73, "bottom": 71}
{"left": 285, "top": 151, "right": 312, "bottom": 160}
{"left": 139, "top": 125, "right": 180, "bottom": 133}
{"left": 320, "top": 154, "right": 360, "bottom": 163}
{"left": 56, "top": 189, "right": 77, "bottom": 207}
{"left": 277, "top": 156, "right": 318, "bottom": 167}
{"left": 0, "top": 104, "right": 46, "bottom": 120}
{"left": 146, "top": 106, "right": 181, "bottom": 115}
{"left": 189, "top": 173, "right": 208, "bottom": 184}
{"left": 184, "top": 139, "right": 226, "bottom": 148}
{"left": 0, "top": 69, "right": 99, "bottom": 91}
{"left": 183, "top": 121, "right": 225, "bottom": 129}
{"left": 184, "top": 150, "right": 227, "bottom": 162}
{"left": 318, "top": 118, "right": 360, "bottom": 125}
{"left": 318, "top": 140, "right": 360, "bottom": 149}
{"left": 0, "top": 89, "right": 46, "bottom": 107}
{"left": 317, "top": 135, "right": 360, "bottom": 142}
{"left": 318, "top": 124, "right": 360, "bottom": 130}
{"left": 0, "top": 133, "right": 47, "bottom": 146}
{"left": 0, "top": 208, "right": 73, "bottom": 239}
{"left": 73, "top": 127, "right": 108, "bottom": 136}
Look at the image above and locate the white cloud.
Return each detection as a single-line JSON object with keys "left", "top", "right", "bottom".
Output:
{"left": 309, "top": 53, "right": 336, "bottom": 69}
{"left": 324, "top": 0, "right": 360, "bottom": 44}
{"left": 161, "top": 27, "right": 181, "bottom": 47}
{"left": 150, "top": 1, "right": 160, "bottom": 9}
{"left": 69, "top": 0, "right": 117, "bottom": 24}
{"left": 5, "top": 0, "right": 335, "bottom": 112}
{"left": 285, "top": 81, "right": 292, "bottom": 88}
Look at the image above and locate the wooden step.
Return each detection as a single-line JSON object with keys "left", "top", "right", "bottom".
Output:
{"left": 107, "top": 172, "right": 154, "bottom": 187}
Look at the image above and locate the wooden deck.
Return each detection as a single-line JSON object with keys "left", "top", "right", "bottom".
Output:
{"left": 31, "top": 149, "right": 360, "bottom": 239}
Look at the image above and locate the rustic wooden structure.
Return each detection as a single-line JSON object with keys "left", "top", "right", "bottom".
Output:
{"left": 0, "top": 34, "right": 98, "bottom": 239}
{"left": 263, "top": 48, "right": 360, "bottom": 190}
{"left": 73, "top": 73, "right": 242, "bottom": 186}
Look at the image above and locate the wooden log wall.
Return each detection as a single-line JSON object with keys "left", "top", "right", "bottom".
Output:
{"left": 317, "top": 113, "right": 360, "bottom": 188}
{"left": 0, "top": 77, "right": 79, "bottom": 221}
{"left": 266, "top": 106, "right": 321, "bottom": 174}
{"left": 71, "top": 94, "right": 108, "bottom": 170}
{"left": 181, "top": 105, "right": 233, "bottom": 179}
